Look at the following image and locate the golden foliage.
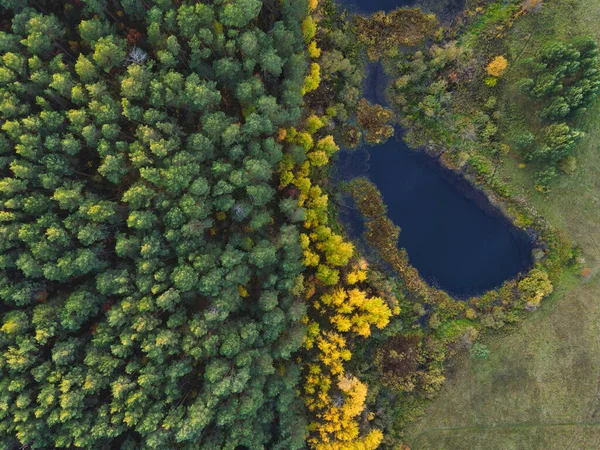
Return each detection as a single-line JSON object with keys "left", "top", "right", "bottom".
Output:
{"left": 276, "top": 127, "right": 287, "bottom": 142}
{"left": 277, "top": 18, "right": 399, "bottom": 447}
{"left": 302, "top": 63, "right": 321, "bottom": 95}
{"left": 465, "top": 307, "right": 478, "bottom": 319}
{"left": 322, "top": 288, "right": 392, "bottom": 337}
{"left": 486, "top": 56, "right": 508, "bottom": 77}
{"left": 306, "top": 115, "right": 326, "bottom": 134}
{"left": 302, "top": 16, "right": 317, "bottom": 43}
{"left": 304, "top": 249, "right": 321, "bottom": 267}
{"left": 308, "top": 376, "right": 383, "bottom": 449}
{"left": 308, "top": 40, "right": 322, "bottom": 58}
{"left": 315, "top": 135, "right": 339, "bottom": 155}
{"left": 346, "top": 269, "right": 366, "bottom": 285}
{"left": 308, "top": 150, "right": 329, "bottom": 167}
{"left": 518, "top": 268, "right": 553, "bottom": 308}
{"left": 319, "top": 234, "right": 354, "bottom": 267}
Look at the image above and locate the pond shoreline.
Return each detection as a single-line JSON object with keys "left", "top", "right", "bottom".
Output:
{"left": 335, "top": 134, "right": 536, "bottom": 297}
{"left": 414, "top": 142, "right": 538, "bottom": 243}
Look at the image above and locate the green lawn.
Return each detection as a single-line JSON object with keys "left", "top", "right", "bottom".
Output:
{"left": 405, "top": 0, "right": 600, "bottom": 448}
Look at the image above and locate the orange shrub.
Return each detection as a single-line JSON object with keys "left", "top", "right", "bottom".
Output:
{"left": 486, "top": 56, "right": 508, "bottom": 77}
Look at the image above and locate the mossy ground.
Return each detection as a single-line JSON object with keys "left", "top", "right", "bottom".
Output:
{"left": 405, "top": 0, "right": 600, "bottom": 448}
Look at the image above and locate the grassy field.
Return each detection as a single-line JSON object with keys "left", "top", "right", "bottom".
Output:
{"left": 405, "top": 0, "right": 600, "bottom": 448}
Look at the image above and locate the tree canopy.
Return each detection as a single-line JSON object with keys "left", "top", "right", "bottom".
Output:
{"left": 515, "top": 37, "right": 600, "bottom": 179}
{"left": 0, "top": 1, "right": 310, "bottom": 448}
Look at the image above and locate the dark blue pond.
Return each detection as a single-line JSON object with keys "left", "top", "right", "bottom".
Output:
{"left": 371, "top": 140, "right": 533, "bottom": 296}
{"left": 338, "top": 140, "right": 535, "bottom": 297}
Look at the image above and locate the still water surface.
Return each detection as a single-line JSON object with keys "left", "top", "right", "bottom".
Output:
{"left": 342, "top": 0, "right": 417, "bottom": 14}
{"left": 365, "top": 139, "right": 534, "bottom": 296}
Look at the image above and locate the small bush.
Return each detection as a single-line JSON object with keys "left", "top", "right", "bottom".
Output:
{"left": 470, "top": 342, "right": 490, "bottom": 360}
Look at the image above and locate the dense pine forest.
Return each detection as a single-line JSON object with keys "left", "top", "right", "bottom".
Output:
{"left": 1, "top": 0, "right": 599, "bottom": 449}
{"left": 0, "top": 0, "right": 310, "bottom": 448}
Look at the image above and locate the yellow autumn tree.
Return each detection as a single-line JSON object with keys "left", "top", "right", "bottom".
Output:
{"left": 308, "top": 40, "right": 322, "bottom": 58}
{"left": 486, "top": 55, "right": 508, "bottom": 77}
{"left": 302, "top": 16, "right": 317, "bottom": 43}
{"left": 308, "top": 0, "right": 319, "bottom": 13}
{"left": 309, "top": 376, "right": 384, "bottom": 450}
{"left": 319, "top": 233, "right": 354, "bottom": 267}
{"left": 306, "top": 114, "right": 326, "bottom": 134}
{"left": 308, "top": 150, "right": 330, "bottom": 167}
{"left": 315, "top": 135, "right": 339, "bottom": 155}
{"left": 302, "top": 63, "right": 321, "bottom": 94}
{"left": 322, "top": 288, "right": 392, "bottom": 337}
{"left": 316, "top": 264, "right": 340, "bottom": 286}
{"left": 346, "top": 268, "right": 367, "bottom": 285}
{"left": 518, "top": 268, "right": 553, "bottom": 308}
{"left": 290, "top": 128, "right": 314, "bottom": 150}
{"left": 305, "top": 186, "right": 329, "bottom": 228}
{"left": 304, "top": 249, "right": 321, "bottom": 267}
{"left": 317, "top": 332, "right": 351, "bottom": 376}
